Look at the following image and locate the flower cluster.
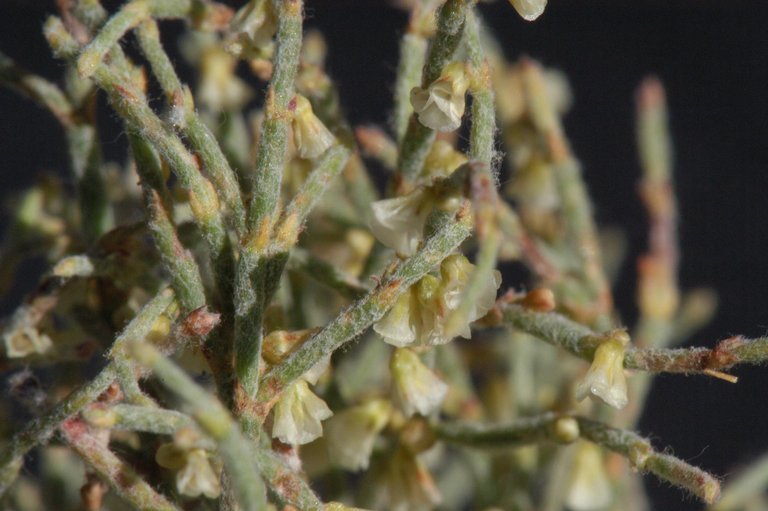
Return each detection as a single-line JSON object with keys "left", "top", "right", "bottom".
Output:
{"left": 374, "top": 254, "right": 500, "bottom": 347}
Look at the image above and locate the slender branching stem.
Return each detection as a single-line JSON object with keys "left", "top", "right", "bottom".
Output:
{"left": 61, "top": 418, "right": 181, "bottom": 511}
{"left": 129, "top": 342, "right": 268, "bottom": 511}
{"left": 502, "top": 303, "right": 768, "bottom": 376}
{"left": 136, "top": 19, "right": 246, "bottom": 235}
{"left": 248, "top": 0, "right": 303, "bottom": 231}
{"left": 0, "top": 291, "right": 174, "bottom": 495}
{"left": 435, "top": 414, "right": 721, "bottom": 504}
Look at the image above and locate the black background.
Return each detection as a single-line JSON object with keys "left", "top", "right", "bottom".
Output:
{"left": 2, "top": 1, "right": 768, "bottom": 509}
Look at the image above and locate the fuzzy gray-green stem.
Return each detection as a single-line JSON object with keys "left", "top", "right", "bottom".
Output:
{"left": 502, "top": 304, "right": 768, "bottom": 375}
{"left": 248, "top": 0, "right": 303, "bottom": 231}
{"left": 232, "top": 0, "right": 304, "bottom": 415}
{"left": 130, "top": 135, "right": 208, "bottom": 312}
{"left": 256, "top": 208, "right": 473, "bottom": 415}
{"left": 0, "top": 50, "right": 73, "bottom": 125}
{"left": 61, "top": 419, "right": 181, "bottom": 510}
{"left": 393, "top": 6, "right": 429, "bottom": 141}
{"left": 275, "top": 144, "right": 351, "bottom": 249}
{"left": 46, "top": 17, "right": 233, "bottom": 300}
{"left": 76, "top": 0, "right": 198, "bottom": 79}
{"left": 397, "top": 0, "right": 474, "bottom": 182}
{"left": 129, "top": 342, "right": 267, "bottom": 511}
{"left": 136, "top": 19, "right": 247, "bottom": 235}
{"left": 444, "top": 13, "right": 500, "bottom": 338}
{"left": 434, "top": 414, "right": 721, "bottom": 504}
{"left": 0, "top": 366, "right": 116, "bottom": 495}
{"left": 0, "top": 290, "right": 175, "bottom": 494}
{"left": 233, "top": 145, "right": 350, "bottom": 404}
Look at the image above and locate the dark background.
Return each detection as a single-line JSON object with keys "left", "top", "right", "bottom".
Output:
{"left": 2, "top": 1, "right": 768, "bottom": 509}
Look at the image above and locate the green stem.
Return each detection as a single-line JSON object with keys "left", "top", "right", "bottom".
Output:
{"left": 0, "top": 290, "right": 175, "bottom": 494}
{"left": 136, "top": 19, "right": 246, "bottom": 235}
{"left": 46, "top": 16, "right": 232, "bottom": 299}
{"left": 248, "top": 0, "right": 304, "bottom": 231}
{"left": 76, "top": 0, "right": 195, "bottom": 79}
{"left": 235, "top": 133, "right": 348, "bottom": 412}
{"left": 130, "top": 135, "right": 208, "bottom": 312}
{"left": 129, "top": 342, "right": 267, "bottom": 511}
{"left": 393, "top": 27, "right": 428, "bottom": 141}
{"left": 434, "top": 414, "right": 721, "bottom": 504}
{"left": 60, "top": 419, "right": 180, "bottom": 510}
{"left": 502, "top": 304, "right": 768, "bottom": 375}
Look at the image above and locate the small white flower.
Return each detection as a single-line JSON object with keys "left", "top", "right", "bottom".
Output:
{"left": 509, "top": 0, "right": 548, "bottom": 21}
{"left": 292, "top": 95, "right": 336, "bottom": 159}
{"left": 390, "top": 348, "right": 448, "bottom": 417}
{"left": 272, "top": 379, "right": 333, "bottom": 445}
{"left": 325, "top": 399, "right": 392, "bottom": 471}
{"left": 4, "top": 327, "right": 53, "bottom": 358}
{"left": 176, "top": 449, "right": 221, "bottom": 499}
{"left": 575, "top": 333, "right": 629, "bottom": 410}
{"left": 410, "top": 62, "right": 469, "bottom": 132}
{"left": 566, "top": 443, "right": 612, "bottom": 510}
{"left": 369, "top": 187, "right": 433, "bottom": 256}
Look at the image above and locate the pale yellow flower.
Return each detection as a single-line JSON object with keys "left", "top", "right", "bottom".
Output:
{"left": 4, "top": 327, "right": 53, "bottom": 358}
{"left": 292, "top": 95, "right": 336, "bottom": 159}
{"left": 566, "top": 443, "right": 612, "bottom": 510}
{"left": 509, "top": 0, "right": 548, "bottom": 21}
{"left": 575, "top": 333, "right": 629, "bottom": 410}
{"left": 370, "top": 187, "right": 433, "bottom": 256}
{"left": 377, "top": 446, "right": 442, "bottom": 511}
{"left": 410, "top": 62, "right": 469, "bottom": 132}
{"left": 390, "top": 348, "right": 448, "bottom": 417}
{"left": 198, "top": 48, "right": 252, "bottom": 111}
{"left": 272, "top": 379, "right": 333, "bottom": 445}
{"left": 325, "top": 399, "right": 392, "bottom": 471}
{"left": 156, "top": 444, "right": 220, "bottom": 499}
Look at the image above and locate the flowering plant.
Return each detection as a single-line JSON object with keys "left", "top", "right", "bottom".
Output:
{"left": 0, "top": 0, "right": 765, "bottom": 510}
